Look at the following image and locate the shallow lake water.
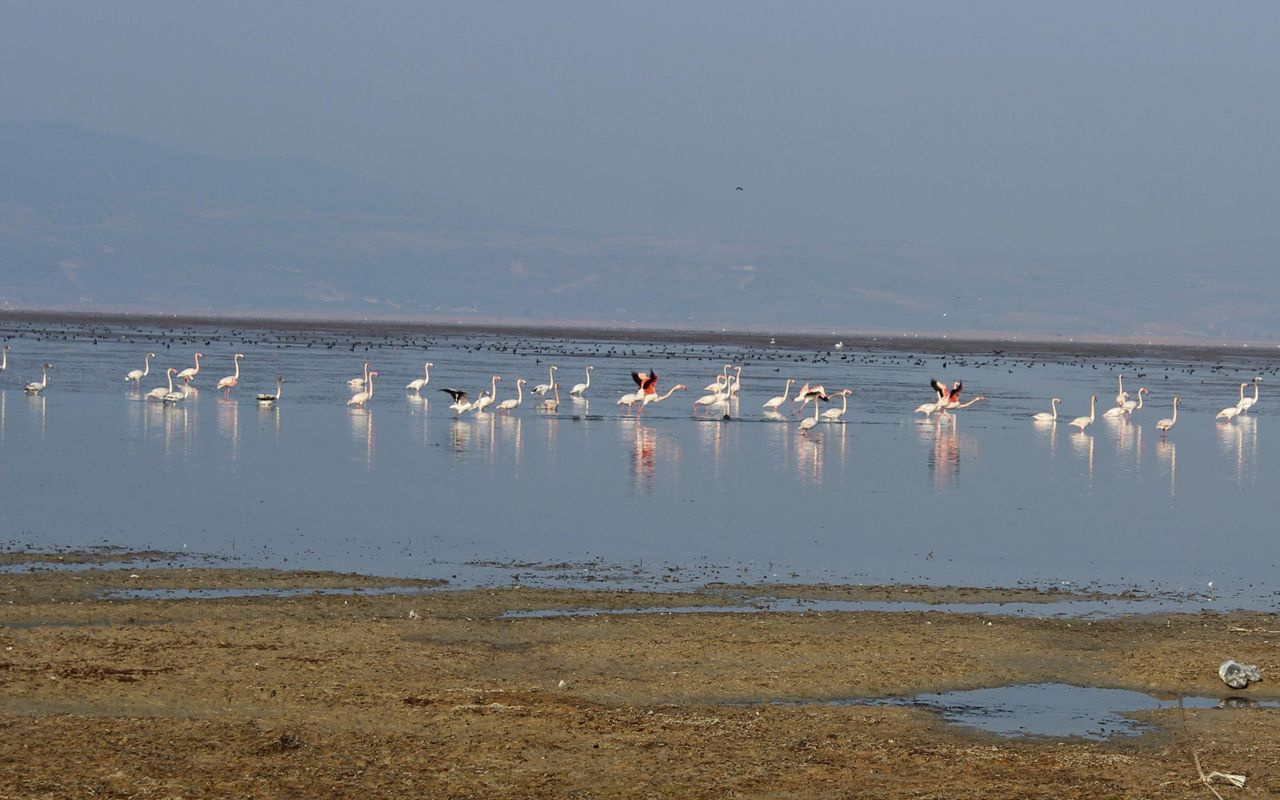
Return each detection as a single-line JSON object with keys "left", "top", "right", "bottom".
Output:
{"left": 0, "top": 320, "right": 1276, "bottom": 609}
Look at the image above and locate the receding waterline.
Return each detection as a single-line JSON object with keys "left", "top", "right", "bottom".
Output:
{"left": 754, "top": 683, "right": 1279, "bottom": 740}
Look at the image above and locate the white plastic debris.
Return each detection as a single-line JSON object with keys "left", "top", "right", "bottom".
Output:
{"left": 1218, "top": 660, "right": 1262, "bottom": 689}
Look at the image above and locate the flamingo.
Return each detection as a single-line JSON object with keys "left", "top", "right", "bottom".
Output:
{"left": 1217, "top": 384, "right": 1246, "bottom": 420}
{"left": 1115, "top": 374, "right": 1128, "bottom": 407}
{"left": 532, "top": 365, "right": 558, "bottom": 395}
{"left": 348, "top": 362, "right": 371, "bottom": 389}
{"left": 0, "top": 344, "right": 8, "bottom": 372}
{"left": 163, "top": 371, "right": 188, "bottom": 404}
{"left": 176, "top": 352, "right": 203, "bottom": 384}
{"left": 704, "top": 365, "right": 732, "bottom": 392}
{"left": 542, "top": 383, "right": 561, "bottom": 412}
{"left": 631, "top": 368, "right": 659, "bottom": 397}
{"left": 1032, "top": 398, "right": 1061, "bottom": 422}
{"left": 617, "top": 390, "right": 644, "bottom": 409}
{"left": 643, "top": 384, "right": 686, "bottom": 407}
{"left": 763, "top": 379, "right": 795, "bottom": 412}
{"left": 1156, "top": 396, "right": 1180, "bottom": 433}
{"left": 216, "top": 353, "right": 244, "bottom": 396}
{"left": 1114, "top": 386, "right": 1149, "bottom": 416}
{"left": 796, "top": 384, "right": 830, "bottom": 410}
{"left": 257, "top": 376, "right": 284, "bottom": 405}
{"left": 406, "top": 361, "right": 434, "bottom": 393}
{"left": 496, "top": 378, "right": 526, "bottom": 411}
{"left": 915, "top": 400, "right": 943, "bottom": 416}
{"left": 726, "top": 366, "right": 743, "bottom": 396}
{"left": 347, "top": 371, "right": 379, "bottom": 407}
{"left": 440, "top": 388, "right": 474, "bottom": 415}
{"left": 570, "top": 366, "right": 593, "bottom": 397}
{"left": 1237, "top": 378, "right": 1261, "bottom": 414}
{"left": 1068, "top": 395, "right": 1097, "bottom": 432}
{"left": 945, "top": 394, "right": 983, "bottom": 411}
{"left": 820, "top": 389, "right": 853, "bottom": 422}
{"left": 24, "top": 363, "right": 51, "bottom": 394}
{"left": 471, "top": 375, "right": 501, "bottom": 413}
{"left": 694, "top": 380, "right": 728, "bottom": 412}
{"left": 146, "top": 368, "right": 177, "bottom": 401}
{"left": 125, "top": 352, "right": 155, "bottom": 384}
{"left": 799, "top": 398, "right": 822, "bottom": 433}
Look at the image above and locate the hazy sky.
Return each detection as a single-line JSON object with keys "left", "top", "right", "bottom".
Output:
{"left": 3, "top": 1, "right": 1278, "bottom": 256}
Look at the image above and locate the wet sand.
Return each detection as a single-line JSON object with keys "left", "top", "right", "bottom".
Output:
{"left": 2, "top": 564, "right": 1278, "bottom": 798}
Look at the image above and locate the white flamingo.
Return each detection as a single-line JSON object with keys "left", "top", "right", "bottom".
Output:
{"left": 704, "top": 365, "right": 732, "bottom": 392}
{"left": 176, "top": 352, "right": 203, "bottom": 384}
{"left": 542, "top": 383, "right": 561, "bottom": 412}
{"left": 915, "top": 400, "right": 943, "bottom": 417}
{"left": 406, "top": 361, "right": 433, "bottom": 393}
{"left": 531, "top": 365, "right": 558, "bottom": 395}
{"left": 1156, "top": 396, "right": 1180, "bottom": 433}
{"left": 348, "top": 362, "right": 371, "bottom": 389}
{"left": 821, "top": 389, "right": 853, "bottom": 422}
{"left": 24, "top": 363, "right": 51, "bottom": 394}
{"left": 726, "top": 366, "right": 743, "bottom": 396}
{"left": 1068, "top": 395, "right": 1097, "bottom": 432}
{"left": 1115, "top": 374, "right": 1128, "bottom": 407}
{"left": 1117, "top": 386, "right": 1148, "bottom": 416}
{"left": 1237, "top": 378, "right": 1260, "bottom": 414}
{"left": 1032, "top": 398, "right": 1060, "bottom": 422}
{"left": 496, "top": 378, "right": 526, "bottom": 411}
{"left": 799, "top": 398, "right": 822, "bottom": 433}
{"left": 146, "top": 368, "right": 177, "bottom": 401}
{"left": 570, "top": 366, "right": 593, "bottom": 398}
{"left": 348, "top": 371, "right": 379, "bottom": 407}
{"left": 1217, "top": 384, "right": 1246, "bottom": 421}
{"left": 763, "top": 379, "right": 795, "bottom": 412}
{"left": 257, "top": 376, "right": 284, "bottom": 405}
{"left": 125, "top": 352, "right": 155, "bottom": 384}
{"left": 216, "top": 353, "right": 244, "bottom": 396}
{"left": 440, "top": 388, "right": 473, "bottom": 415}
{"left": 163, "top": 370, "right": 188, "bottom": 404}
{"left": 617, "top": 390, "right": 644, "bottom": 409}
{"left": 643, "top": 384, "right": 686, "bottom": 407}
{"left": 471, "top": 375, "right": 501, "bottom": 413}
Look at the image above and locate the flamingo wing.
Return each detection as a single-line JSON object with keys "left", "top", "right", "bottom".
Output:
{"left": 950, "top": 381, "right": 963, "bottom": 402}
{"left": 930, "top": 379, "right": 949, "bottom": 401}
{"left": 440, "top": 388, "right": 469, "bottom": 403}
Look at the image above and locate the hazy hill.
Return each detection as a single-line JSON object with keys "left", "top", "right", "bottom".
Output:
{"left": 1, "top": 121, "right": 1276, "bottom": 340}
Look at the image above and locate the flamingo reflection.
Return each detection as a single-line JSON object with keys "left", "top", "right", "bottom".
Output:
{"left": 350, "top": 408, "right": 375, "bottom": 468}
{"left": 1157, "top": 438, "right": 1176, "bottom": 498}
{"left": 217, "top": 396, "right": 240, "bottom": 462}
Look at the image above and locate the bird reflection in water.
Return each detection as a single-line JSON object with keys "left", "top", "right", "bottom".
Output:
{"left": 921, "top": 416, "right": 976, "bottom": 492}
{"left": 162, "top": 405, "right": 191, "bottom": 461}
{"left": 258, "top": 401, "right": 282, "bottom": 443}
{"left": 1217, "top": 415, "right": 1257, "bottom": 487}
{"left": 1157, "top": 438, "right": 1176, "bottom": 498}
{"left": 26, "top": 391, "right": 47, "bottom": 440}
{"left": 350, "top": 408, "right": 375, "bottom": 468}
{"left": 794, "top": 428, "right": 824, "bottom": 487}
{"left": 1070, "top": 427, "right": 1095, "bottom": 488}
{"left": 449, "top": 416, "right": 472, "bottom": 458}
{"left": 217, "top": 397, "right": 240, "bottom": 462}
{"left": 0, "top": 391, "right": 5, "bottom": 447}
{"left": 697, "top": 417, "right": 738, "bottom": 479}
{"left": 497, "top": 414, "right": 523, "bottom": 471}
{"left": 624, "top": 420, "right": 681, "bottom": 495}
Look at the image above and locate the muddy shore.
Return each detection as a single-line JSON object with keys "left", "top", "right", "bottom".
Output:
{"left": 2, "top": 564, "right": 1278, "bottom": 798}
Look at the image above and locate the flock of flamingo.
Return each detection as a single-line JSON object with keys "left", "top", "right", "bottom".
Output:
{"left": 0, "top": 346, "right": 1264, "bottom": 436}
{"left": 1017, "top": 373, "right": 1262, "bottom": 435}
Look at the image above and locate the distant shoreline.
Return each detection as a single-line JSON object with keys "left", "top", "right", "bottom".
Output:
{"left": 1, "top": 307, "right": 1277, "bottom": 363}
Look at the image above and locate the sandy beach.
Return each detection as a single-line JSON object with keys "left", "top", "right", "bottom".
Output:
{"left": 1, "top": 560, "right": 1277, "bottom": 798}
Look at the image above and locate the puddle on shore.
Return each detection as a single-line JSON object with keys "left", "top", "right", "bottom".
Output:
{"left": 812, "top": 683, "right": 1279, "bottom": 740}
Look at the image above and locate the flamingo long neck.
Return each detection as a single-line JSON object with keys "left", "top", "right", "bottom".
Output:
{"left": 1239, "top": 383, "right": 1247, "bottom": 402}
{"left": 1089, "top": 395, "right": 1096, "bottom": 421}
{"left": 490, "top": 376, "right": 499, "bottom": 398}
{"left": 657, "top": 386, "right": 678, "bottom": 402}
{"left": 167, "top": 370, "right": 175, "bottom": 392}
{"left": 423, "top": 362, "right": 431, "bottom": 382}
{"left": 1171, "top": 398, "right": 1178, "bottom": 423}
{"left": 367, "top": 374, "right": 375, "bottom": 399}
{"left": 1251, "top": 382, "right": 1259, "bottom": 402}
{"left": 583, "top": 368, "right": 591, "bottom": 389}
{"left": 275, "top": 378, "right": 283, "bottom": 400}
{"left": 781, "top": 380, "right": 793, "bottom": 402}
{"left": 548, "top": 366, "right": 556, "bottom": 386}
{"left": 516, "top": 381, "right": 524, "bottom": 403}
{"left": 143, "top": 354, "right": 152, "bottom": 376}
{"left": 42, "top": 365, "right": 48, "bottom": 386}
{"left": 1136, "top": 391, "right": 1145, "bottom": 410}
{"left": 1, "top": 349, "right": 6, "bottom": 371}
{"left": 363, "top": 363, "right": 370, "bottom": 382}
{"left": 840, "top": 393, "right": 849, "bottom": 413}
{"left": 233, "top": 355, "right": 241, "bottom": 380}
{"left": 193, "top": 353, "right": 201, "bottom": 372}
{"left": 1051, "top": 398, "right": 1059, "bottom": 418}
{"left": 1118, "top": 374, "right": 1125, "bottom": 394}
{"left": 812, "top": 401, "right": 821, "bottom": 421}
{"left": 553, "top": 384, "right": 560, "bottom": 403}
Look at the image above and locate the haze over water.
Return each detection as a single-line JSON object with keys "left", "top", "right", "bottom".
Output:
{"left": 1, "top": 320, "right": 1274, "bottom": 610}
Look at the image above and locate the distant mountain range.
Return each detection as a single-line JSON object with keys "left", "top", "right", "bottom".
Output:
{"left": 1, "top": 121, "right": 1276, "bottom": 341}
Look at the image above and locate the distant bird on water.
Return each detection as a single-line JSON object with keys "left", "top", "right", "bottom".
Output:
{"left": 216, "top": 353, "right": 244, "bottom": 396}
{"left": 257, "top": 376, "right": 284, "bottom": 406}
{"left": 125, "top": 352, "right": 156, "bottom": 385}
{"left": 25, "top": 363, "right": 52, "bottom": 394}
{"left": 177, "top": 352, "right": 203, "bottom": 384}
{"left": 1156, "top": 396, "right": 1180, "bottom": 433}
